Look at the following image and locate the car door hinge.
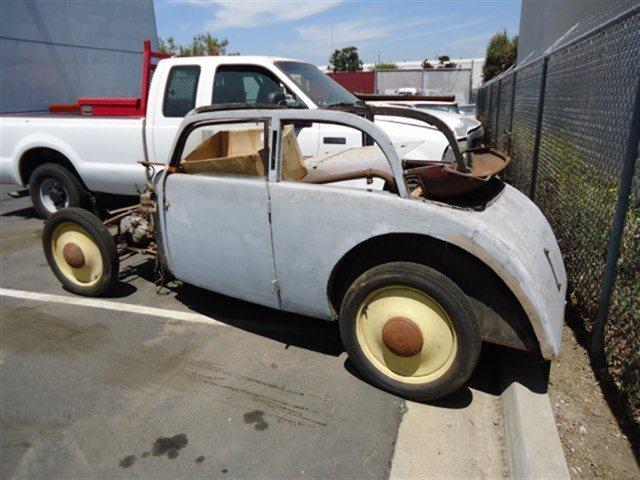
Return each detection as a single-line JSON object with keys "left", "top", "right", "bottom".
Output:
{"left": 267, "top": 199, "right": 272, "bottom": 216}
{"left": 163, "top": 200, "right": 171, "bottom": 209}
{"left": 271, "top": 278, "right": 280, "bottom": 293}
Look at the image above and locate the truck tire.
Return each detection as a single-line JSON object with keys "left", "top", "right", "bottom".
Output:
{"left": 43, "top": 208, "right": 119, "bottom": 297}
{"left": 339, "top": 262, "right": 481, "bottom": 401}
{"left": 29, "top": 163, "right": 85, "bottom": 218}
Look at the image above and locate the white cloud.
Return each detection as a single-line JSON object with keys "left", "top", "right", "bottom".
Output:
{"left": 450, "top": 33, "right": 493, "bottom": 47}
{"left": 277, "top": 16, "right": 452, "bottom": 55}
{"left": 386, "top": 15, "right": 492, "bottom": 44}
{"left": 198, "top": 1, "right": 342, "bottom": 30}
{"left": 297, "top": 19, "right": 394, "bottom": 45}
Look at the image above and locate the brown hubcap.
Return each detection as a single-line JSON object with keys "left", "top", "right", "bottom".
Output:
{"left": 62, "top": 242, "right": 85, "bottom": 268}
{"left": 382, "top": 317, "right": 424, "bottom": 357}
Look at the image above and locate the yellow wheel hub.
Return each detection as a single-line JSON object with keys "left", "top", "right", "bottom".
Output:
{"left": 51, "top": 222, "right": 103, "bottom": 286}
{"left": 356, "top": 286, "right": 457, "bottom": 383}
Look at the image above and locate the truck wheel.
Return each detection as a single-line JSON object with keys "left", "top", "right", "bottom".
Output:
{"left": 339, "top": 262, "right": 481, "bottom": 401}
{"left": 43, "top": 208, "right": 119, "bottom": 297}
{"left": 29, "top": 163, "right": 85, "bottom": 218}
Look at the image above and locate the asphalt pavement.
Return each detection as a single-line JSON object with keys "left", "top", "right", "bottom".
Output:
{"left": 0, "top": 185, "right": 508, "bottom": 478}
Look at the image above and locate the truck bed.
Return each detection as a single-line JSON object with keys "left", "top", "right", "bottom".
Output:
{"left": 0, "top": 114, "right": 149, "bottom": 195}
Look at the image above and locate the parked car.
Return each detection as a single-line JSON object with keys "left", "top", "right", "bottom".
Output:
{"left": 41, "top": 105, "right": 566, "bottom": 401}
{"left": 376, "top": 99, "right": 461, "bottom": 114}
{"left": 459, "top": 104, "right": 477, "bottom": 117}
{"left": 393, "top": 87, "right": 419, "bottom": 96}
{"left": 359, "top": 97, "right": 484, "bottom": 162}
{"left": 1, "top": 43, "right": 468, "bottom": 218}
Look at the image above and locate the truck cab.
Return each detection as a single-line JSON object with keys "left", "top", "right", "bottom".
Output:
{"left": 1, "top": 50, "right": 478, "bottom": 218}
{"left": 145, "top": 55, "right": 452, "bottom": 163}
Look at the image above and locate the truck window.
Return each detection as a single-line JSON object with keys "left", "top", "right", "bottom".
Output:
{"left": 163, "top": 66, "right": 200, "bottom": 117}
{"left": 212, "top": 66, "right": 282, "bottom": 105}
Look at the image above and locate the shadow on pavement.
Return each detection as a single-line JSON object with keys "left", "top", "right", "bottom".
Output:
{"left": 115, "top": 257, "right": 551, "bottom": 408}
{"left": 1, "top": 206, "right": 39, "bottom": 219}
{"left": 118, "top": 258, "right": 343, "bottom": 357}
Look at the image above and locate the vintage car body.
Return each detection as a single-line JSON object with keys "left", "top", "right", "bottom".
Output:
{"left": 42, "top": 104, "right": 566, "bottom": 399}
{"left": 154, "top": 107, "right": 565, "bottom": 359}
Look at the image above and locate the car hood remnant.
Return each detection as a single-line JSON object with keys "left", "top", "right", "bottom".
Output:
{"left": 404, "top": 147, "right": 510, "bottom": 200}
{"left": 330, "top": 104, "right": 507, "bottom": 201}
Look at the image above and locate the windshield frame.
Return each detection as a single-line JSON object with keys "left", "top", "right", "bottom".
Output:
{"left": 275, "top": 61, "right": 360, "bottom": 108}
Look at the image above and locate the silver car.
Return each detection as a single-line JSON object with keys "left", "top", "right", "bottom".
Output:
{"left": 42, "top": 105, "right": 566, "bottom": 401}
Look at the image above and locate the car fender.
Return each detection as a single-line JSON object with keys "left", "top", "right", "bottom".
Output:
{"left": 417, "top": 185, "right": 566, "bottom": 359}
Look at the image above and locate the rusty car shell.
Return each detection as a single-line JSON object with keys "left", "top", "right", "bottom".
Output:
{"left": 154, "top": 107, "right": 566, "bottom": 359}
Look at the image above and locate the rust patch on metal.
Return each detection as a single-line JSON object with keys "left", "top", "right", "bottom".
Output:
{"left": 62, "top": 242, "right": 85, "bottom": 268}
{"left": 382, "top": 317, "right": 423, "bottom": 357}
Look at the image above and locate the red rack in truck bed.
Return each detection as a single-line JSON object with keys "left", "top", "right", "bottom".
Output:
{"left": 49, "top": 40, "right": 171, "bottom": 117}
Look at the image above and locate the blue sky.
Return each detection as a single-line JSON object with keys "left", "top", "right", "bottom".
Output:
{"left": 154, "top": 1, "right": 521, "bottom": 64}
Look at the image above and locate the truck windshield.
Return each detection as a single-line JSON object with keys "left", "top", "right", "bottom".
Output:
{"left": 275, "top": 61, "right": 360, "bottom": 108}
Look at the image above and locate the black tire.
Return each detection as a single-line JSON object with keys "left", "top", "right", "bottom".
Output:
{"left": 29, "top": 163, "right": 85, "bottom": 219}
{"left": 339, "top": 261, "right": 481, "bottom": 401}
{"left": 43, "top": 208, "right": 119, "bottom": 297}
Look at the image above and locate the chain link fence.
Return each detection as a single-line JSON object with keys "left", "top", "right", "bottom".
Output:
{"left": 477, "top": 5, "right": 640, "bottom": 422}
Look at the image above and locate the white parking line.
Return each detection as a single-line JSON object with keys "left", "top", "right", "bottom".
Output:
{"left": 0, "top": 288, "right": 226, "bottom": 327}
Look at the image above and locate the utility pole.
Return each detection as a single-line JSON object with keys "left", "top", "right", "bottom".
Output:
{"left": 331, "top": 24, "right": 334, "bottom": 53}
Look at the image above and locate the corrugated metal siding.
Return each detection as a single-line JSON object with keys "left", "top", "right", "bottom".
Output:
{"left": 327, "top": 71, "right": 375, "bottom": 94}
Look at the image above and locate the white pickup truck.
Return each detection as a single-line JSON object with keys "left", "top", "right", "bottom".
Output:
{"left": 1, "top": 50, "right": 483, "bottom": 217}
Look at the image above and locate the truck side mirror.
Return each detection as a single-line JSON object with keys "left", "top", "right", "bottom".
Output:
{"left": 268, "top": 91, "right": 286, "bottom": 106}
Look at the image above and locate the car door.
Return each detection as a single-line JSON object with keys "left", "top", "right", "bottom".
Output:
{"left": 268, "top": 115, "right": 405, "bottom": 320}
{"left": 158, "top": 119, "right": 280, "bottom": 309}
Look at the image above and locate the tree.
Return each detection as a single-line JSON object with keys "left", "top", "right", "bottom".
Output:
{"left": 329, "top": 46, "right": 363, "bottom": 72}
{"left": 375, "top": 62, "right": 397, "bottom": 70}
{"left": 428, "top": 55, "right": 456, "bottom": 69}
{"left": 159, "top": 37, "right": 179, "bottom": 56}
{"left": 482, "top": 30, "right": 518, "bottom": 81}
{"left": 158, "top": 33, "right": 230, "bottom": 56}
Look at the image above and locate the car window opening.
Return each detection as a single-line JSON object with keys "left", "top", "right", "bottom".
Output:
{"left": 178, "top": 121, "right": 269, "bottom": 178}
{"left": 280, "top": 120, "right": 398, "bottom": 194}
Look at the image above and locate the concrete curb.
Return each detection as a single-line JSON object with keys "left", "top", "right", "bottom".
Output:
{"left": 501, "top": 352, "right": 570, "bottom": 479}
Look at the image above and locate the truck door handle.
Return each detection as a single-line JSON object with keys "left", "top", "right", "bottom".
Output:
{"left": 323, "top": 136, "right": 346, "bottom": 145}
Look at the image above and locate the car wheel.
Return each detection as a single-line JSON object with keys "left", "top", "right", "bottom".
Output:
{"left": 339, "top": 261, "right": 481, "bottom": 401}
{"left": 29, "top": 163, "right": 85, "bottom": 218}
{"left": 43, "top": 208, "right": 119, "bottom": 297}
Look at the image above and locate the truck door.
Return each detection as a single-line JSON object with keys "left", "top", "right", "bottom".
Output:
{"left": 151, "top": 65, "right": 201, "bottom": 163}
{"left": 317, "top": 123, "right": 363, "bottom": 154}
{"left": 157, "top": 119, "right": 279, "bottom": 309}
{"left": 210, "top": 65, "right": 322, "bottom": 157}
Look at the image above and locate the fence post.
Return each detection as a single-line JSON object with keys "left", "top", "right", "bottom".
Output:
{"left": 494, "top": 78, "right": 502, "bottom": 146}
{"left": 469, "top": 59, "right": 474, "bottom": 103}
{"left": 487, "top": 82, "right": 493, "bottom": 139}
{"left": 529, "top": 57, "right": 549, "bottom": 200}
{"left": 591, "top": 75, "right": 640, "bottom": 356}
{"left": 509, "top": 71, "right": 517, "bottom": 133}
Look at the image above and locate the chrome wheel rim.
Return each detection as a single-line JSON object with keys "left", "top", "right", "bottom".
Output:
{"left": 39, "top": 179, "right": 69, "bottom": 213}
